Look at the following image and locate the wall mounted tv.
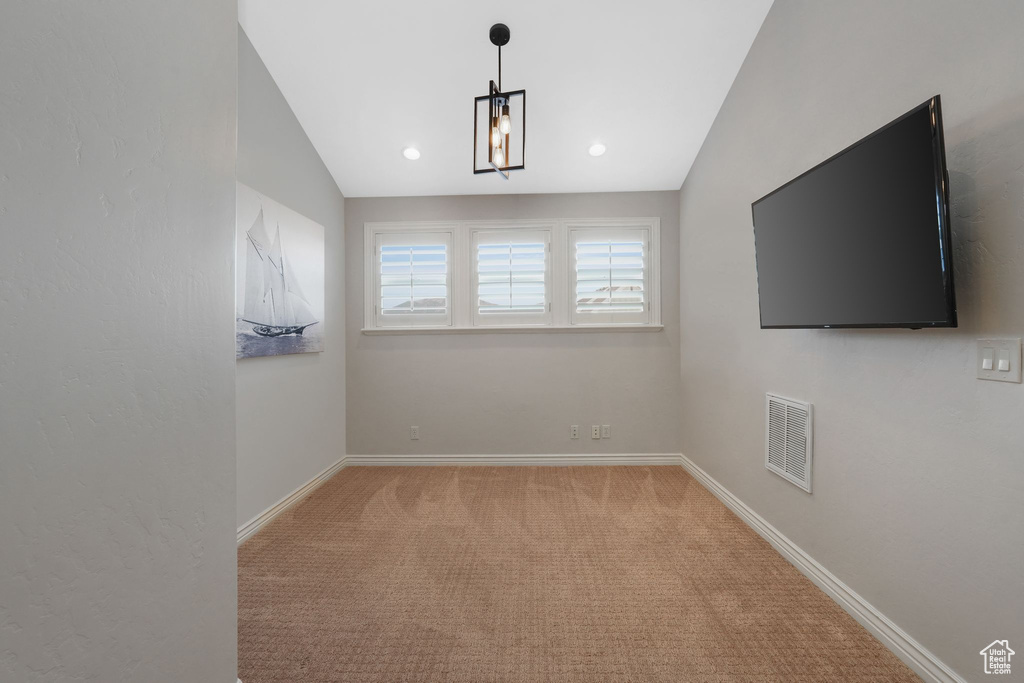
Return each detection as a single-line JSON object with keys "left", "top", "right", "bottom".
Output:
{"left": 751, "top": 96, "right": 956, "bottom": 329}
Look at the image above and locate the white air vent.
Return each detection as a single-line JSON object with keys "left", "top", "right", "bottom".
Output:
{"left": 765, "top": 393, "right": 812, "bottom": 492}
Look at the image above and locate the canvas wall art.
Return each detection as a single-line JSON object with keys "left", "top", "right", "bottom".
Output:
{"left": 236, "top": 183, "right": 325, "bottom": 359}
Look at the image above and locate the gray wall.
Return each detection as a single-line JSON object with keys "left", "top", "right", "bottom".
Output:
{"left": 0, "top": 2, "right": 237, "bottom": 681}
{"left": 345, "top": 192, "right": 680, "bottom": 456}
{"left": 677, "top": 1, "right": 1024, "bottom": 679}
{"left": 236, "top": 27, "right": 346, "bottom": 528}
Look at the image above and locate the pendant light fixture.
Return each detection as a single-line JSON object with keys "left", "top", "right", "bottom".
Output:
{"left": 473, "top": 23, "right": 526, "bottom": 179}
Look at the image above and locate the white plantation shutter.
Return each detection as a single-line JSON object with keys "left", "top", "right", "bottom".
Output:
{"left": 477, "top": 242, "right": 545, "bottom": 312}
{"left": 363, "top": 219, "right": 659, "bottom": 332}
{"left": 569, "top": 227, "right": 651, "bottom": 325}
{"left": 472, "top": 228, "right": 552, "bottom": 325}
{"left": 375, "top": 231, "right": 453, "bottom": 327}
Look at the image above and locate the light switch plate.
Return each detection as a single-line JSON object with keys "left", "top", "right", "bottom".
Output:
{"left": 977, "top": 339, "right": 1022, "bottom": 383}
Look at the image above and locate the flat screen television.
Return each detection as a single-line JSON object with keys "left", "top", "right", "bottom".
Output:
{"left": 751, "top": 96, "right": 956, "bottom": 329}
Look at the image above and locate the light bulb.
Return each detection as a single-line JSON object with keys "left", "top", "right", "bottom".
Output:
{"left": 491, "top": 126, "right": 501, "bottom": 147}
{"left": 492, "top": 146, "right": 505, "bottom": 167}
{"left": 499, "top": 108, "right": 512, "bottom": 135}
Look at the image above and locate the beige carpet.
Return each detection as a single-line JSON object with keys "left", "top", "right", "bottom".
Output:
{"left": 238, "top": 466, "right": 919, "bottom": 682}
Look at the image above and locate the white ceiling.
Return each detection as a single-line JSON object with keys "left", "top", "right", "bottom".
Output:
{"left": 239, "top": 0, "right": 772, "bottom": 198}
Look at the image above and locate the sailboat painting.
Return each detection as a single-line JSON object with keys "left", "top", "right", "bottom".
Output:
{"left": 236, "top": 183, "right": 324, "bottom": 359}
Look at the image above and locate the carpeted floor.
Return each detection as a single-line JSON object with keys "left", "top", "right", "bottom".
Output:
{"left": 238, "top": 466, "right": 919, "bottom": 682}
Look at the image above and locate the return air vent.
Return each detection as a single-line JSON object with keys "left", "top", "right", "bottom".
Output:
{"left": 765, "top": 393, "right": 812, "bottom": 492}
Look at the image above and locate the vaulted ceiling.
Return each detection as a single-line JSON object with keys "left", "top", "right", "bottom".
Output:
{"left": 239, "top": 0, "right": 772, "bottom": 197}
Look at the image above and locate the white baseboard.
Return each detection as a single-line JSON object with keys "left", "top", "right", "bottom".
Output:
{"left": 344, "top": 453, "right": 682, "bottom": 466}
{"left": 677, "top": 453, "right": 965, "bottom": 683}
{"left": 236, "top": 455, "right": 348, "bottom": 545}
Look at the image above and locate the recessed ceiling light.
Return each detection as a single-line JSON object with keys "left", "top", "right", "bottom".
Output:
{"left": 402, "top": 147, "right": 421, "bottom": 160}
{"left": 588, "top": 143, "right": 606, "bottom": 157}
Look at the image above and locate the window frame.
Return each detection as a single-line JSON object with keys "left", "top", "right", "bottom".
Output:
{"left": 366, "top": 223, "right": 458, "bottom": 329}
{"left": 469, "top": 223, "right": 554, "bottom": 327}
{"left": 566, "top": 221, "right": 658, "bottom": 327}
{"left": 363, "top": 218, "right": 660, "bottom": 333}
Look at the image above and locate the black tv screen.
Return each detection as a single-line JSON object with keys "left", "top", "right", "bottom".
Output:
{"left": 752, "top": 96, "right": 956, "bottom": 329}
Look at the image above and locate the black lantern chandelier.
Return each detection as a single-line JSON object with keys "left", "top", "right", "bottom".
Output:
{"left": 473, "top": 23, "right": 526, "bottom": 179}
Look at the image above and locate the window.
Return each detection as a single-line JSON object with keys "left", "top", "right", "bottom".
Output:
{"left": 372, "top": 228, "right": 454, "bottom": 328}
{"left": 363, "top": 219, "right": 659, "bottom": 332}
{"left": 569, "top": 226, "right": 652, "bottom": 326}
{"left": 472, "top": 228, "right": 552, "bottom": 326}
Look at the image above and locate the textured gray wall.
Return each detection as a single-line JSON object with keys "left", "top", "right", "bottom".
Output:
{"left": 346, "top": 192, "right": 681, "bottom": 456}
{"left": 236, "top": 27, "right": 346, "bottom": 528}
{"left": 0, "top": 1, "right": 237, "bottom": 680}
{"left": 677, "top": 1, "right": 1024, "bottom": 679}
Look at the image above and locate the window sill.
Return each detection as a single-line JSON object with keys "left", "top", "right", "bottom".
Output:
{"left": 362, "top": 324, "right": 664, "bottom": 335}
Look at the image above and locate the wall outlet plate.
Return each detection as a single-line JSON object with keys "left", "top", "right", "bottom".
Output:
{"left": 570, "top": 425, "right": 579, "bottom": 439}
{"left": 976, "top": 339, "right": 1022, "bottom": 383}
{"left": 410, "top": 426, "right": 420, "bottom": 440}
{"left": 601, "top": 425, "right": 610, "bottom": 439}
{"left": 591, "top": 425, "right": 601, "bottom": 439}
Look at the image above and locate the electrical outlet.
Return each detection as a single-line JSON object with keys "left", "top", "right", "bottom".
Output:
{"left": 601, "top": 425, "right": 610, "bottom": 439}
{"left": 410, "top": 426, "right": 420, "bottom": 440}
{"left": 570, "top": 425, "right": 579, "bottom": 439}
{"left": 591, "top": 425, "right": 601, "bottom": 439}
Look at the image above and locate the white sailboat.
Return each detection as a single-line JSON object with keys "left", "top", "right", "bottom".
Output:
{"left": 241, "top": 208, "right": 319, "bottom": 337}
